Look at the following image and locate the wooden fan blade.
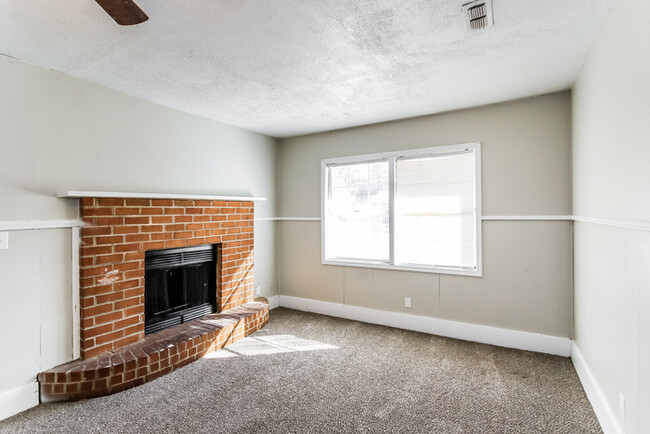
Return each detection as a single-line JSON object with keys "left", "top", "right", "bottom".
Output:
{"left": 95, "top": 0, "right": 149, "bottom": 26}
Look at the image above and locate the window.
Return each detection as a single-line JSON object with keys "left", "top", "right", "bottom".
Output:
{"left": 322, "top": 143, "right": 481, "bottom": 276}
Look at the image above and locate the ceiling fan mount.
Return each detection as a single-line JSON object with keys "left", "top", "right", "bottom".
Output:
{"left": 95, "top": 0, "right": 148, "bottom": 26}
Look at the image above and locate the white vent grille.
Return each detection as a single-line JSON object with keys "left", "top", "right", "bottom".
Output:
{"left": 462, "top": 0, "right": 493, "bottom": 31}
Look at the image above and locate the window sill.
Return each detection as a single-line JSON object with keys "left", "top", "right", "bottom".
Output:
{"left": 321, "top": 259, "right": 482, "bottom": 277}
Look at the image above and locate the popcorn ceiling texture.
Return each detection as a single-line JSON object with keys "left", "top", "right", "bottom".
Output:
{"left": 0, "top": 0, "right": 612, "bottom": 137}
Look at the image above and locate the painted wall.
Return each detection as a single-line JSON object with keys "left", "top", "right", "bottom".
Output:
{"left": 572, "top": 0, "right": 650, "bottom": 432}
{"left": 0, "top": 55, "right": 278, "bottom": 419}
{"left": 278, "top": 92, "right": 573, "bottom": 337}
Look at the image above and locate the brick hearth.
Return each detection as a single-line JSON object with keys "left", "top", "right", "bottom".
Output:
{"left": 38, "top": 299, "right": 269, "bottom": 402}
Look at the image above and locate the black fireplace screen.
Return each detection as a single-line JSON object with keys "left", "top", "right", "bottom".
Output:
{"left": 144, "top": 244, "right": 217, "bottom": 335}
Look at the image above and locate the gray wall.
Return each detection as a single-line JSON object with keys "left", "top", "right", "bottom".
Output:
{"left": 572, "top": 0, "right": 650, "bottom": 432}
{"left": 278, "top": 92, "right": 573, "bottom": 337}
{"left": 0, "top": 55, "right": 278, "bottom": 414}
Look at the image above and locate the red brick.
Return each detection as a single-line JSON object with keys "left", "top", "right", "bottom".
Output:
{"left": 151, "top": 232, "right": 174, "bottom": 241}
{"left": 125, "top": 234, "right": 150, "bottom": 243}
{"left": 95, "top": 291, "right": 124, "bottom": 304}
{"left": 152, "top": 200, "right": 173, "bottom": 206}
{"left": 94, "top": 217, "right": 125, "bottom": 226}
{"left": 114, "top": 243, "right": 141, "bottom": 253}
{"left": 97, "top": 198, "right": 124, "bottom": 206}
{"left": 81, "top": 246, "right": 113, "bottom": 257}
{"left": 114, "top": 297, "right": 140, "bottom": 310}
{"left": 125, "top": 216, "right": 150, "bottom": 225}
{"left": 81, "top": 266, "right": 113, "bottom": 278}
{"left": 82, "top": 226, "right": 112, "bottom": 237}
{"left": 96, "top": 235, "right": 124, "bottom": 245}
{"left": 140, "top": 225, "right": 163, "bottom": 233}
{"left": 94, "top": 311, "right": 124, "bottom": 325}
{"left": 84, "top": 208, "right": 114, "bottom": 216}
{"left": 96, "top": 330, "right": 124, "bottom": 345}
{"left": 116, "top": 207, "right": 139, "bottom": 216}
{"left": 151, "top": 216, "right": 173, "bottom": 224}
{"left": 113, "top": 226, "right": 140, "bottom": 234}
{"left": 174, "top": 231, "right": 193, "bottom": 239}
{"left": 125, "top": 199, "right": 151, "bottom": 207}
{"left": 95, "top": 254, "right": 124, "bottom": 265}
{"left": 164, "top": 208, "right": 185, "bottom": 215}
{"left": 140, "top": 207, "right": 163, "bottom": 215}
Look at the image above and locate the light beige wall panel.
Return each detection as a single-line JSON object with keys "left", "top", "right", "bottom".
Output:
{"left": 440, "top": 221, "right": 572, "bottom": 337}
{"left": 279, "top": 92, "right": 571, "bottom": 218}
{"left": 572, "top": 1, "right": 650, "bottom": 221}
{"left": 371, "top": 269, "right": 439, "bottom": 317}
{"left": 38, "top": 230, "right": 73, "bottom": 371}
{"left": 0, "top": 230, "right": 72, "bottom": 393}
{"left": 572, "top": 0, "right": 650, "bottom": 431}
{"left": 278, "top": 221, "right": 344, "bottom": 303}
{"left": 343, "top": 268, "right": 373, "bottom": 307}
{"left": 622, "top": 229, "right": 639, "bottom": 432}
{"left": 573, "top": 223, "right": 620, "bottom": 403}
{"left": 0, "top": 231, "right": 41, "bottom": 393}
{"left": 280, "top": 220, "right": 570, "bottom": 336}
{"left": 254, "top": 221, "right": 278, "bottom": 297}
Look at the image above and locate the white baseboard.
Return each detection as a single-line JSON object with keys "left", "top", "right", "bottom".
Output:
{"left": 571, "top": 344, "right": 621, "bottom": 434}
{"left": 267, "top": 295, "right": 280, "bottom": 309}
{"left": 278, "top": 295, "right": 572, "bottom": 357}
{"left": 0, "top": 382, "right": 39, "bottom": 421}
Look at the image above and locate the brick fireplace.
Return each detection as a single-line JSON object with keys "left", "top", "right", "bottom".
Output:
{"left": 37, "top": 193, "right": 270, "bottom": 403}
{"left": 79, "top": 197, "right": 255, "bottom": 359}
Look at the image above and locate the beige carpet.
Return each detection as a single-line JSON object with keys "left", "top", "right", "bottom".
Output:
{"left": 0, "top": 308, "right": 601, "bottom": 433}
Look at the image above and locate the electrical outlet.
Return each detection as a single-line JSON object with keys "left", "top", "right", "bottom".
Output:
{"left": 618, "top": 393, "right": 626, "bottom": 419}
{"left": 0, "top": 232, "right": 8, "bottom": 250}
{"left": 404, "top": 297, "right": 411, "bottom": 308}
{"left": 255, "top": 286, "right": 261, "bottom": 296}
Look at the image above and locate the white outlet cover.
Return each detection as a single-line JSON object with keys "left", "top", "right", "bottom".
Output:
{"left": 0, "top": 232, "right": 8, "bottom": 249}
{"left": 404, "top": 297, "right": 411, "bottom": 308}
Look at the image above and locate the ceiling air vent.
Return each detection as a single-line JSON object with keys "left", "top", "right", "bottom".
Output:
{"left": 461, "top": 0, "right": 493, "bottom": 30}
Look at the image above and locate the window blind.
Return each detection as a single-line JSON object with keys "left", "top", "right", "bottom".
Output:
{"left": 394, "top": 150, "right": 477, "bottom": 269}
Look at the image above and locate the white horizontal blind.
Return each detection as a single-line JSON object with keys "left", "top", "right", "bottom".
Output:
{"left": 324, "top": 160, "right": 389, "bottom": 262}
{"left": 395, "top": 150, "right": 477, "bottom": 269}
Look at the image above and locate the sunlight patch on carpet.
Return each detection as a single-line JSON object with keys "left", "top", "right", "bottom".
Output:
{"left": 203, "top": 334, "right": 339, "bottom": 358}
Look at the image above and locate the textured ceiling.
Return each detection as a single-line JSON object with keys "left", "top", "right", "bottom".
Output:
{"left": 0, "top": 0, "right": 611, "bottom": 137}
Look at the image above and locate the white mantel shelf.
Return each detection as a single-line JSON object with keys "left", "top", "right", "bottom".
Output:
{"left": 58, "top": 191, "right": 267, "bottom": 202}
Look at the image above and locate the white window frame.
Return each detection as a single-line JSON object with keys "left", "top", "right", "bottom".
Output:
{"left": 321, "top": 142, "right": 482, "bottom": 277}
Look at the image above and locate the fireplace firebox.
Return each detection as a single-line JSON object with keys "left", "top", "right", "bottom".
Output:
{"left": 144, "top": 244, "right": 217, "bottom": 335}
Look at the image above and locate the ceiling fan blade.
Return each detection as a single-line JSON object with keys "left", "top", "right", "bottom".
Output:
{"left": 95, "top": 0, "right": 149, "bottom": 26}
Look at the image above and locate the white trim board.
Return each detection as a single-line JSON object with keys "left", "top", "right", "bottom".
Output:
{"left": 278, "top": 295, "right": 572, "bottom": 357}
{"left": 573, "top": 215, "right": 650, "bottom": 232}
{"left": 254, "top": 217, "right": 321, "bottom": 221}
{"left": 0, "top": 219, "right": 82, "bottom": 231}
{"left": 0, "top": 382, "right": 39, "bottom": 421}
{"left": 571, "top": 344, "right": 621, "bottom": 434}
{"left": 58, "top": 190, "right": 266, "bottom": 202}
{"left": 482, "top": 215, "right": 572, "bottom": 221}
{"left": 267, "top": 295, "right": 280, "bottom": 309}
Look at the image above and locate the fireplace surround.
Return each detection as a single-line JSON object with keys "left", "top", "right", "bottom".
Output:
{"left": 75, "top": 193, "right": 260, "bottom": 359}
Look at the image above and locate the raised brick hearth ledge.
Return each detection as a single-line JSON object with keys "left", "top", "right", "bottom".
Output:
{"left": 38, "top": 298, "right": 269, "bottom": 403}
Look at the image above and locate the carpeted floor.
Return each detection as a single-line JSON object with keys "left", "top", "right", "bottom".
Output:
{"left": 0, "top": 308, "right": 601, "bottom": 433}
